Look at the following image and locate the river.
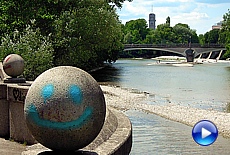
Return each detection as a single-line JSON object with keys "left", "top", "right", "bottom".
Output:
{"left": 91, "top": 59, "right": 230, "bottom": 154}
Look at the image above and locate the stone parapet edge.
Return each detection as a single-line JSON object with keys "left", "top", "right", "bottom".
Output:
{"left": 21, "top": 106, "right": 132, "bottom": 155}
{"left": 93, "top": 107, "right": 132, "bottom": 155}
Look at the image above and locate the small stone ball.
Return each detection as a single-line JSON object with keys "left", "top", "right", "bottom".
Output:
{"left": 24, "top": 66, "right": 106, "bottom": 151}
{"left": 3, "top": 54, "right": 24, "bottom": 77}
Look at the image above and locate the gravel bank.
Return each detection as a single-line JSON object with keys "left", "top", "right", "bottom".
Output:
{"left": 101, "top": 85, "right": 230, "bottom": 138}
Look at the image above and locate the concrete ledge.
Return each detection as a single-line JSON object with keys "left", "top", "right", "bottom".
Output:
{"left": 7, "top": 84, "right": 36, "bottom": 144}
{"left": 92, "top": 107, "right": 132, "bottom": 155}
{"left": 22, "top": 107, "right": 132, "bottom": 155}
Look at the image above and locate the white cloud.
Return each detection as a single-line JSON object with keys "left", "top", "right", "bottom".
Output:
{"left": 173, "top": 12, "right": 209, "bottom": 21}
{"left": 117, "top": 0, "right": 229, "bottom": 34}
{"left": 195, "top": 0, "right": 230, "bottom": 4}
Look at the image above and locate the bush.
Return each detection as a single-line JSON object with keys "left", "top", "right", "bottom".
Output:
{"left": 0, "top": 24, "right": 54, "bottom": 80}
{"left": 223, "top": 43, "right": 230, "bottom": 59}
{"left": 53, "top": 1, "right": 122, "bottom": 70}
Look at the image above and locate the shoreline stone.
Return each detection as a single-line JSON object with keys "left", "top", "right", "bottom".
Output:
{"left": 100, "top": 85, "right": 230, "bottom": 139}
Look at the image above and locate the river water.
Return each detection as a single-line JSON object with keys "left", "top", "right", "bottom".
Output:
{"left": 91, "top": 59, "right": 230, "bottom": 154}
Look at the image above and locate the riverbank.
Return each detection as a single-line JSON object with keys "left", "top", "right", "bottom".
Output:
{"left": 101, "top": 85, "right": 230, "bottom": 138}
{"left": 1, "top": 84, "right": 230, "bottom": 154}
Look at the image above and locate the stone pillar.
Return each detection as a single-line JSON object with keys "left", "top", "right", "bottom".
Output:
{"left": 207, "top": 51, "right": 213, "bottom": 59}
{"left": 185, "top": 49, "right": 195, "bottom": 62}
{"left": 0, "top": 83, "right": 9, "bottom": 137}
{"left": 216, "top": 50, "right": 223, "bottom": 60}
{"left": 7, "top": 84, "right": 36, "bottom": 144}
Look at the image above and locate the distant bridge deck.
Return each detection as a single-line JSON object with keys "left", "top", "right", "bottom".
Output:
{"left": 123, "top": 44, "right": 226, "bottom": 57}
{"left": 124, "top": 43, "right": 225, "bottom": 49}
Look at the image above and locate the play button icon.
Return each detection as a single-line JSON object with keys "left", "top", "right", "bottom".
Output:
{"left": 192, "top": 120, "right": 218, "bottom": 146}
{"left": 202, "top": 128, "right": 211, "bottom": 139}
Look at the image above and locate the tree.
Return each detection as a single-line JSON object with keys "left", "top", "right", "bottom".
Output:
{"left": 155, "top": 23, "right": 174, "bottom": 44}
{"left": 199, "top": 34, "right": 205, "bottom": 45}
{"left": 0, "top": 0, "right": 124, "bottom": 73}
{"left": 143, "top": 29, "right": 157, "bottom": 44}
{"left": 221, "top": 9, "right": 230, "bottom": 58}
{"left": 0, "top": 0, "right": 61, "bottom": 36}
{"left": 0, "top": 0, "right": 131, "bottom": 37}
{"left": 106, "top": 0, "right": 132, "bottom": 8}
{"left": 166, "top": 16, "right": 170, "bottom": 26}
{"left": 123, "top": 19, "right": 149, "bottom": 44}
{"left": 0, "top": 24, "right": 54, "bottom": 80}
{"left": 124, "top": 32, "right": 133, "bottom": 44}
{"left": 221, "top": 9, "right": 230, "bottom": 42}
{"left": 122, "top": 18, "right": 199, "bottom": 45}
{"left": 204, "top": 29, "right": 220, "bottom": 44}
{"left": 173, "top": 23, "right": 199, "bottom": 44}
{"left": 53, "top": 0, "right": 123, "bottom": 69}
{"left": 173, "top": 24, "right": 191, "bottom": 44}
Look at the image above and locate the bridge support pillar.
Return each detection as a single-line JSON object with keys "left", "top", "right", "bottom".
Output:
{"left": 185, "top": 49, "right": 195, "bottom": 62}
{"left": 216, "top": 50, "right": 223, "bottom": 60}
{"left": 207, "top": 51, "right": 213, "bottom": 59}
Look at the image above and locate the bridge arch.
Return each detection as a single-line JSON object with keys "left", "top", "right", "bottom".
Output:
{"left": 193, "top": 48, "right": 226, "bottom": 57}
{"left": 123, "top": 44, "right": 226, "bottom": 62}
{"left": 123, "top": 47, "right": 186, "bottom": 56}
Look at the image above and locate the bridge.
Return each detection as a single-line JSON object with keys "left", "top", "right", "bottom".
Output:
{"left": 123, "top": 44, "right": 226, "bottom": 62}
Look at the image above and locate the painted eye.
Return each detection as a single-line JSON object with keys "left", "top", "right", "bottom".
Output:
{"left": 69, "top": 84, "right": 82, "bottom": 105}
{"left": 41, "top": 84, "right": 54, "bottom": 102}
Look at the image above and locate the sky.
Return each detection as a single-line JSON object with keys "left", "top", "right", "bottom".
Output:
{"left": 116, "top": 0, "right": 230, "bottom": 35}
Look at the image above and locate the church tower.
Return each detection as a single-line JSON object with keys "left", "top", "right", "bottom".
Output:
{"left": 149, "top": 13, "right": 156, "bottom": 30}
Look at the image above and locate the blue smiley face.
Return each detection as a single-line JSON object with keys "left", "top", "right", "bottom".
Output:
{"left": 25, "top": 84, "right": 93, "bottom": 130}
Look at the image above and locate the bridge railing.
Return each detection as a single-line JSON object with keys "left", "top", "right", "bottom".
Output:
{"left": 124, "top": 43, "right": 225, "bottom": 49}
{"left": 124, "top": 44, "right": 189, "bottom": 48}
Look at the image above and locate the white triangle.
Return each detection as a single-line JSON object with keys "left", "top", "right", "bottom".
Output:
{"left": 202, "top": 128, "right": 211, "bottom": 139}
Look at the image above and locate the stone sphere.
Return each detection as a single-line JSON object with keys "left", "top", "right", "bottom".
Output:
{"left": 3, "top": 54, "right": 25, "bottom": 77}
{"left": 24, "top": 66, "right": 106, "bottom": 151}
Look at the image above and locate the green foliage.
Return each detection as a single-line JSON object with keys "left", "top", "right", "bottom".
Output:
{"left": 122, "top": 19, "right": 199, "bottom": 45}
{"left": 204, "top": 29, "right": 220, "bottom": 44}
{"left": 190, "top": 30, "right": 199, "bottom": 44}
{"left": 124, "top": 32, "right": 133, "bottom": 44}
{"left": 223, "top": 43, "right": 230, "bottom": 59}
{"left": 144, "top": 29, "right": 157, "bottom": 44}
{"left": 106, "top": 0, "right": 133, "bottom": 8}
{"left": 155, "top": 23, "right": 174, "bottom": 44}
{"left": 221, "top": 9, "right": 230, "bottom": 58}
{"left": 199, "top": 34, "right": 205, "bottom": 45}
{"left": 0, "top": 25, "right": 54, "bottom": 80}
{"left": 53, "top": 0, "right": 123, "bottom": 69}
{"left": 173, "top": 23, "right": 199, "bottom": 44}
{"left": 123, "top": 19, "right": 149, "bottom": 43}
{"left": 0, "top": 0, "right": 128, "bottom": 79}
{"left": 0, "top": 0, "right": 130, "bottom": 36}
{"left": 0, "top": 0, "right": 57, "bottom": 36}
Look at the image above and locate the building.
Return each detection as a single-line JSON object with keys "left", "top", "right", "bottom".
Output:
{"left": 149, "top": 13, "right": 156, "bottom": 30}
{"left": 212, "top": 21, "right": 223, "bottom": 30}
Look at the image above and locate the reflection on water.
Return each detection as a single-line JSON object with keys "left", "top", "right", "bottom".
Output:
{"left": 126, "top": 110, "right": 230, "bottom": 155}
{"left": 92, "top": 59, "right": 230, "bottom": 112}
{"left": 91, "top": 65, "right": 121, "bottom": 85}
{"left": 91, "top": 59, "right": 230, "bottom": 154}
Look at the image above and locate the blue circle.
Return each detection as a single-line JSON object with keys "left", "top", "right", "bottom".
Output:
{"left": 192, "top": 120, "right": 218, "bottom": 146}
{"left": 68, "top": 84, "right": 83, "bottom": 105}
{"left": 41, "top": 84, "right": 54, "bottom": 103}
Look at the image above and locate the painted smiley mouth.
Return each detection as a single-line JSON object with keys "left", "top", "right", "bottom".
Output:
{"left": 26, "top": 104, "right": 93, "bottom": 130}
